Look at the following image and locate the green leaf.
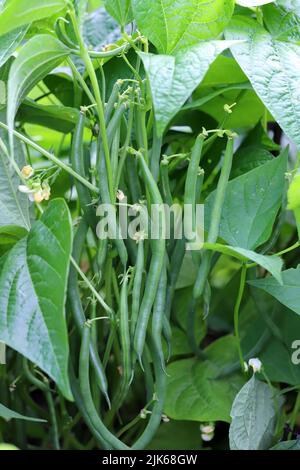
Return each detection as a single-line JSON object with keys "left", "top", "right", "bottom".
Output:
{"left": 231, "top": 145, "right": 273, "bottom": 178}
{"left": 248, "top": 265, "right": 300, "bottom": 316}
{"left": 200, "top": 54, "right": 247, "bottom": 87}
{"left": 0, "top": 112, "right": 30, "bottom": 230}
{"left": 0, "top": 225, "right": 28, "bottom": 256}
{"left": 263, "top": 1, "right": 300, "bottom": 42}
{"left": 83, "top": 6, "right": 120, "bottom": 49}
{"left": 287, "top": 174, "right": 300, "bottom": 239}
{"left": 205, "top": 150, "right": 288, "bottom": 250}
{"left": 105, "top": 0, "right": 132, "bottom": 26}
{"left": 164, "top": 335, "right": 245, "bottom": 423}
{"left": 132, "top": 0, "right": 235, "bottom": 54}
{"left": 203, "top": 243, "right": 283, "bottom": 284}
{"left": 141, "top": 41, "right": 236, "bottom": 137}
{"left": 0, "top": 27, "right": 28, "bottom": 69}
{"left": 271, "top": 440, "right": 300, "bottom": 450}
{"left": 0, "top": 199, "right": 73, "bottom": 400}
{"left": 0, "top": 403, "right": 46, "bottom": 422}
{"left": 7, "top": 34, "right": 69, "bottom": 141}
{"left": 226, "top": 16, "right": 300, "bottom": 148}
{"left": 18, "top": 100, "right": 81, "bottom": 134}
{"left": 147, "top": 420, "right": 202, "bottom": 450}
{"left": 0, "top": 0, "right": 67, "bottom": 37}
{"left": 229, "top": 375, "right": 277, "bottom": 450}
{"left": 74, "top": 0, "right": 88, "bottom": 32}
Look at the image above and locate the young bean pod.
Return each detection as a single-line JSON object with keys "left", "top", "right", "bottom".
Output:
{"left": 151, "top": 259, "right": 167, "bottom": 372}
{"left": 133, "top": 152, "right": 166, "bottom": 365}
{"left": 79, "top": 325, "right": 129, "bottom": 450}
{"left": 71, "top": 110, "right": 97, "bottom": 231}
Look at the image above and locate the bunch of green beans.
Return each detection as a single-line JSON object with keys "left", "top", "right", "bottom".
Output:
{"left": 63, "top": 7, "right": 238, "bottom": 450}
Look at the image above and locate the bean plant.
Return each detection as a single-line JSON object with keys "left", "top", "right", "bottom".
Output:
{"left": 1, "top": 0, "right": 300, "bottom": 452}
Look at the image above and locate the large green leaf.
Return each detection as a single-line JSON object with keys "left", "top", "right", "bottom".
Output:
{"left": 263, "top": 1, "right": 300, "bottom": 42}
{"left": 249, "top": 265, "right": 300, "bottom": 315}
{"left": 0, "top": 113, "right": 30, "bottom": 230}
{"left": 229, "top": 375, "right": 277, "bottom": 450}
{"left": 205, "top": 151, "right": 287, "bottom": 250}
{"left": 0, "top": 403, "right": 46, "bottom": 422}
{"left": 141, "top": 41, "right": 235, "bottom": 137}
{"left": 203, "top": 243, "right": 283, "bottom": 284}
{"left": 271, "top": 440, "right": 300, "bottom": 450}
{"left": 132, "top": 0, "right": 234, "bottom": 54}
{"left": 105, "top": 0, "right": 132, "bottom": 26}
{"left": 0, "top": 27, "right": 28, "bottom": 69}
{"left": 0, "top": 0, "right": 67, "bottom": 37}
{"left": 147, "top": 420, "right": 202, "bottom": 450}
{"left": 226, "top": 16, "right": 300, "bottom": 148}
{"left": 164, "top": 335, "right": 245, "bottom": 423}
{"left": 0, "top": 199, "right": 72, "bottom": 400}
{"left": 83, "top": 6, "right": 120, "bottom": 49}
{"left": 7, "top": 34, "right": 69, "bottom": 141}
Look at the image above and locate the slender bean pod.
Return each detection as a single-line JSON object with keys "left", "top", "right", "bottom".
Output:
{"left": 133, "top": 152, "right": 166, "bottom": 365}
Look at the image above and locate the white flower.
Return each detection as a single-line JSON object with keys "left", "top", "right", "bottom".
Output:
{"left": 133, "top": 231, "right": 147, "bottom": 243}
{"left": 117, "top": 189, "right": 125, "bottom": 201}
{"left": 201, "top": 432, "right": 214, "bottom": 442}
{"left": 248, "top": 357, "right": 262, "bottom": 373}
{"left": 200, "top": 423, "right": 215, "bottom": 434}
{"left": 18, "top": 185, "right": 33, "bottom": 194}
{"left": 21, "top": 165, "right": 34, "bottom": 179}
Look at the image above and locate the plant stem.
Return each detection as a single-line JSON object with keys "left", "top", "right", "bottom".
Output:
{"left": 70, "top": 257, "right": 114, "bottom": 318}
{"left": 234, "top": 264, "right": 247, "bottom": 371}
{"left": 246, "top": 241, "right": 300, "bottom": 269}
{"left": 69, "top": 8, "right": 114, "bottom": 203}
{"left": 288, "top": 389, "right": 300, "bottom": 439}
{"left": 0, "top": 121, "right": 99, "bottom": 194}
{"left": 67, "top": 57, "right": 96, "bottom": 106}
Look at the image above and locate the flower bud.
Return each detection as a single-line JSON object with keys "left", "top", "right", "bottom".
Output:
{"left": 21, "top": 165, "right": 34, "bottom": 179}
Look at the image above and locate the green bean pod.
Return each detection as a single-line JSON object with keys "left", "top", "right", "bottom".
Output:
{"left": 67, "top": 219, "right": 110, "bottom": 404}
{"left": 184, "top": 135, "right": 205, "bottom": 235}
{"left": 119, "top": 273, "right": 132, "bottom": 398}
{"left": 133, "top": 152, "right": 166, "bottom": 365}
{"left": 105, "top": 81, "right": 122, "bottom": 123}
{"left": 132, "top": 338, "right": 166, "bottom": 450}
{"left": 131, "top": 238, "right": 144, "bottom": 339}
{"left": 71, "top": 110, "right": 97, "bottom": 231}
{"left": 193, "top": 137, "right": 234, "bottom": 299}
{"left": 79, "top": 326, "right": 129, "bottom": 450}
{"left": 98, "top": 141, "right": 128, "bottom": 268}
{"left": 151, "top": 259, "right": 167, "bottom": 371}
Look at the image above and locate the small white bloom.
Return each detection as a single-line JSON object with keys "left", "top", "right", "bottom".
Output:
{"left": 200, "top": 423, "right": 215, "bottom": 434}
{"left": 248, "top": 357, "right": 262, "bottom": 373}
{"left": 162, "top": 414, "right": 170, "bottom": 423}
{"left": 18, "top": 185, "right": 32, "bottom": 194}
{"left": 133, "top": 231, "right": 147, "bottom": 243}
{"left": 201, "top": 432, "right": 214, "bottom": 442}
{"left": 41, "top": 182, "right": 51, "bottom": 201}
{"left": 33, "top": 190, "right": 45, "bottom": 203}
{"left": 117, "top": 189, "right": 125, "bottom": 201}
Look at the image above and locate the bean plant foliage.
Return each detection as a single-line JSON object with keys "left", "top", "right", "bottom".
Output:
{"left": 1, "top": 0, "right": 300, "bottom": 452}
